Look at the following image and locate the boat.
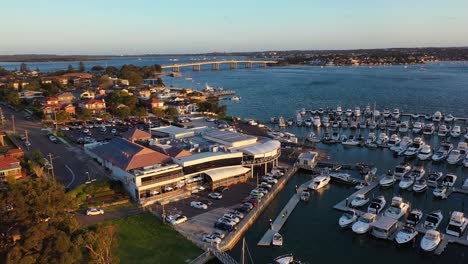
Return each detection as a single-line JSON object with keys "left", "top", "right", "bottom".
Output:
{"left": 424, "top": 113, "right": 432, "bottom": 120}
{"left": 336, "top": 106, "right": 342, "bottom": 115}
{"left": 393, "top": 163, "right": 411, "bottom": 179}
{"left": 403, "top": 137, "right": 424, "bottom": 157}
{"left": 371, "top": 216, "right": 399, "bottom": 239}
{"left": 441, "top": 174, "right": 457, "bottom": 187}
{"left": 395, "top": 225, "right": 418, "bottom": 244}
{"left": 462, "top": 178, "right": 468, "bottom": 190}
{"left": 411, "top": 113, "right": 420, "bottom": 119}
{"left": 296, "top": 112, "right": 303, "bottom": 126}
{"left": 271, "top": 254, "right": 296, "bottom": 264}
{"left": 450, "top": 126, "right": 461, "bottom": 138}
{"left": 387, "top": 134, "right": 401, "bottom": 148}
{"left": 352, "top": 213, "right": 376, "bottom": 234}
{"left": 420, "top": 230, "right": 441, "bottom": 252}
{"left": 341, "top": 135, "right": 359, "bottom": 146}
{"left": 417, "top": 145, "right": 433, "bottom": 160}
{"left": 368, "top": 120, "right": 377, "bottom": 130}
{"left": 379, "top": 171, "right": 396, "bottom": 187}
{"left": 432, "top": 111, "right": 442, "bottom": 122}
{"left": 306, "top": 132, "right": 321, "bottom": 143}
{"left": 422, "top": 123, "right": 435, "bottom": 135}
{"left": 345, "top": 109, "right": 353, "bottom": 117}
{"left": 364, "top": 104, "right": 372, "bottom": 117}
{"left": 392, "top": 109, "right": 401, "bottom": 119}
{"left": 354, "top": 107, "right": 361, "bottom": 117}
{"left": 341, "top": 120, "right": 348, "bottom": 128}
{"left": 412, "top": 179, "right": 428, "bottom": 193}
{"left": 390, "top": 136, "right": 412, "bottom": 154}
{"left": 412, "top": 122, "right": 423, "bottom": 133}
{"left": 406, "top": 209, "right": 423, "bottom": 225}
{"left": 322, "top": 116, "right": 330, "bottom": 127}
{"left": 432, "top": 142, "right": 453, "bottom": 161}
{"left": 272, "top": 233, "right": 283, "bottom": 247}
{"left": 304, "top": 118, "right": 312, "bottom": 127}
{"left": 378, "top": 119, "right": 386, "bottom": 129}
{"left": 423, "top": 211, "right": 444, "bottom": 229}
{"left": 427, "top": 172, "right": 443, "bottom": 185}
{"left": 447, "top": 149, "right": 463, "bottom": 164}
{"left": 365, "top": 132, "right": 376, "bottom": 145}
{"left": 465, "top": 132, "right": 468, "bottom": 141}
{"left": 433, "top": 185, "right": 448, "bottom": 198}
{"left": 351, "top": 194, "right": 369, "bottom": 207}
{"left": 278, "top": 117, "right": 287, "bottom": 128}
{"left": 329, "top": 172, "right": 357, "bottom": 185}
{"left": 444, "top": 114, "right": 454, "bottom": 122}
{"left": 399, "top": 121, "right": 409, "bottom": 133}
{"left": 270, "top": 117, "right": 278, "bottom": 124}
{"left": 383, "top": 196, "right": 410, "bottom": 220}
{"left": 383, "top": 109, "right": 391, "bottom": 118}
{"left": 308, "top": 175, "right": 331, "bottom": 190}
{"left": 339, "top": 209, "right": 358, "bottom": 228}
{"left": 331, "top": 131, "right": 340, "bottom": 141}
{"left": 331, "top": 121, "right": 340, "bottom": 128}
{"left": 350, "top": 120, "right": 358, "bottom": 130}
{"left": 367, "top": 195, "right": 386, "bottom": 214}
{"left": 230, "top": 96, "right": 241, "bottom": 101}
{"left": 438, "top": 124, "right": 450, "bottom": 137}
{"left": 388, "top": 120, "right": 398, "bottom": 132}
{"left": 287, "top": 118, "right": 294, "bottom": 126}
{"left": 376, "top": 132, "right": 388, "bottom": 146}
{"left": 399, "top": 175, "right": 415, "bottom": 190}
{"left": 312, "top": 116, "right": 321, "bottom": 128}
{"left": 409, "top": 166, "right": 425, "bottom": 180}
{"left": 300, "top": 191, "right": 310, "bottom": 202}
{"left": 446, "top": 211, "right": 467, "bottom": 237}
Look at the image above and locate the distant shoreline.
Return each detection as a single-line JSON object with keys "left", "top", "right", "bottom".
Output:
{"left": 0, "top": 55, "right": 110, "bottom": 63}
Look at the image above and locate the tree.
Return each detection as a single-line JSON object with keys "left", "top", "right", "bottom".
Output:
{"left": 152, "top": 108, "right": 165, "bottom": 118}
{"left": 78, "top": 61, "right": 85, "bottom": 72}
{"left": 67, "top": 64, "right": 74, "bottom": 72}
{"left": 113, "top": 107, "right": 131, "bottom": 119}
{"left": 91, "top": 65, "right": 104, "bottom": 72}
{"left": 164, "top": 108, "right": 178, "bottom": 117}
{"left": 5, "top": 91, "right": 20, "bottom": 106}
{"left": 83, "top": 224, "right": 119, "bottom": 264}
{"left": 81, "top": 109, "right": 92, "bottom": 123}
{"left": 132, "top": 107, "right": 147, "bottom": 120}
{"left": 55, "top": 110, "right": 70, "bottom": 124}
{"left": 20, "top": 63, "right": 27, "bottom": 72}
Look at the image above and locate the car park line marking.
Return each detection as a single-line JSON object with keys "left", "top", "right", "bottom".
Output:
{"left": 65, "top": 165, "right": 76, "bottom": 188}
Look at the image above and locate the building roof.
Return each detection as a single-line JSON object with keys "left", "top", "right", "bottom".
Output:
{"left": 151, "top": 126, "right": 195, "bottom": 139}
{"left": 62, "top": 73, "right": 93, "bottom": 79}
{"left": 90, "top": 138, "right": 171, "bottom": 171}
{"left": 371, "top": 216, "right": 398, "bottom": 230}
{"left": 234, "top": 139, "right": 281, "bottom": 158}
{"left": 6, "top": 148, "right": 24, "bottom": 156}
{"left": 204, "top": 166, "right": 250, "bottom": 182}
{"left": 122, "top": 128, "right": 152, "bottom": 142}
{"left": 202, "top": 129, "right": 257, "bottom": 147}
{"left": 173, "top": 151, "right": 243, "bottom": 167}
{"left": 0, "top": 156, "right": 21, "bottom": 170}
{"left": 83, "top": 99, "right": 105, "bottom": 105}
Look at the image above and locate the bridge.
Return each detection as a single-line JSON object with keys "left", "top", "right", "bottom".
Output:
{"left": 161, "top": 60, "right": 278, "bottom": 72}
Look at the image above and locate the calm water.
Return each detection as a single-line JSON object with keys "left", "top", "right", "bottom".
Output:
{"left": 3, "top": 58, "right": 467, "bottom": 262}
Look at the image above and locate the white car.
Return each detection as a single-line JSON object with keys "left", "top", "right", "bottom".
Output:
{"left": 170, "top": 215, "right": 188, "bottom": 225}
{"left": 60, "top": 127, "right": 70, "bottom": 131}
{"left": 111, "top": 128, "right": 117, "bottom": 134}
{"left": 262, "top": 176, "right": 278, "bottom": 184}
{"left": 202, "top": 234, "right": 221, "bottom": 244}
{"left": 208, "top": 192, "right": 222, "bottom": 199}
{"left": 250, "top": 189, "right": 265, "bottom": 198}
{"left": 86, "top": 208, "right": 104, "bottom": 216}
{"left": 223, "top": 213, "right": 240, "bottom": 223}
{"left": 164, "top": 186, "right": 174, "bottom": 192}
{"left": 190, "top": 201, "right": 208, "bottom": 209}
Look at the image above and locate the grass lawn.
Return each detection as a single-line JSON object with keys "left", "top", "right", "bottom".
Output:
{"left": 108, "top": 213, "right": 202, "bottom": 264}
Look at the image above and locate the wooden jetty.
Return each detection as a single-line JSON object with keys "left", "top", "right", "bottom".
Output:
{"left": 257, "top": 179, "right": 314, "bottom": 246}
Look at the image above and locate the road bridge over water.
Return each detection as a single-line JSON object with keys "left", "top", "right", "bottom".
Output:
{"left": 161, "top": 60, "right": 278, "bottom": 72}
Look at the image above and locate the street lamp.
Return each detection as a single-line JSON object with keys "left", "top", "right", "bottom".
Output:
{"left": 86, "top": 171, "right": 90, "bottom": 181}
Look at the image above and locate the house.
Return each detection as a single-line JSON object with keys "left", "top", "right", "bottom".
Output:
{"left": 165, "top": 100, "right": 198, "bottom": 115}
{"left": 12, "top": 81, "right": 29, "bottom": 90}
{"left": 57, "top": 92, "right": 76, "bottom": 104}
{"left": 18, "top": 90, "right": 44, "bottom": 99}
{"left": 6, "top": 148, "right": 24, "bottom": 159}
{"left": 45, "top": 97, "right": 59, "bottom": 105}
{"left": 62, "top": 104, "right": 76, "bottom": 116}
{"left": 149, "top": 98, "right": 164, "bottom": 109}
{"left": 0, "top": 156, "right": 23, "bottom": 181}
{"left": 79, "top": 91, "right": 95, "bottom": 99}
{"left": 136, "top": 89, "right": 152, "bottom": 99}
{"left": 122, "top": 128, "right": 152, "bottom": 143}
{"left": 80, "top": 99, "right": 106, "bottom": 114}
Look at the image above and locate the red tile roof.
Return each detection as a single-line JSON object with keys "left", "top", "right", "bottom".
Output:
{"left": 122, "top": 128, "right": 152, "bottom": 142}
{"left": 0, "top": 156, "right": 20, "bottom": 170}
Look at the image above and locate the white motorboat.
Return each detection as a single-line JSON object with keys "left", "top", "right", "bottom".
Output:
{"left": 352, "top": 213, "right": 376, "bottom": 234}
{"left": 447, "top": 149, "right": 463, "bottom": 165}
{"left": 304, "top": 118, "right": 312, "bottom": 127}
{"left": 392, "top": 108, "right": 400, "bottom": 119}
{"left": 432, "top": 142, "right": 453, "bottom": 161}
{"left": 404, "top": 137, "right": 424, "bottom": 157}
{"left": 306, "top": 132, "right": 321, "bottom": 143}
{"left": 313, "top": 116, "right": 321, "bottom": 128}
{"left": 393, "top": 163, "right": 411, "bottom": 179}
{"left": 336, "top": 106, "right": 342, "bottom": 115}
{"left": 432, "top": 111, "right": 442, "bottom": 122}
{"left": 399, "top": 175, "right": 415, "bottom": 190}
{"left": 446, "top": 211, "right": 468, "bottom": 237}
{"left": 278, "top": 117, "right": 287, "bottom": 128}
{"left": 444, "top": 114, "right": 454, "bottom": 122}
{"left": 383, "top": 109, "right": 391, "bottom": 118}
{"left": 383, "top": 196, "right": 410, "bottom": 220}
{"left": 345, "top": 109, "right": 353, "bottom": 117}
{"left": 365, "top": 132, "right": 376, "bottom": 145}
{"left": 395, "top": 225, "right": 418, "bottom": 245}
{"left": 341, "top": 120, "right": 349, "bottom": 129}
{"left": 464, "top": 154, "right": 468, "bottom": 168}
{"left": 339, "top": 209, "right": 358, "bottom": 228}
{"left": 387, "top": 134, "right": 401, "bottom": 148}
{"left": 354, "top": 107, "right": 361, "bottom": 117}
{"left": 388, "top": 120, "right": 398, "bottom": 132}
{"left": 351, "top": 194, "right": 369, "bottom": 207}
{"left": 371, "top": 216, "right": 399, "bottom": 239}
{"left": 331, "top": 131, "right": 340, "bottom": 141}
{"left": 379, "top": 172, "right": 396, "bottom": 187}
{"left": 364, "top": 104, "right": 372, "bottom": 116}
{"left": 412, "top": 179, "right": 428, "bottom": 193}
{"left": 427, "top": 172, "right": 443, "bottom": 185}
{"left": 376, "top": 132, "right": 388, "bottom": 146}
{"left": 399, "top": 121, "right": 409, "bottom": 133}
{"left": 331, "top": 121, "right": 340, "bottom": 128}
{"left": 271, "top": 254, "right": 295, "bottom": 264}
{"left": 296, "top": 112, "right": 303, "bottom": 126}
{"left": 322, "top": 116, "right": 330, "bottom": 127}
{"left": 390, "top": 136, "right": 412, "bottom": 154}
{"left": 423, "top": 210, "right": 444, "bottom": 229}
{"left": 287, "top": 118, "right": 294, "bottom": 126}
{"left": 300, "top": 191, "right": 310, "bottom": 202}
{"left": 437, "top": 124, "right": 449, "bottom": 137}
{"left": 433, "top": 185, "right": 448, "bottom": 199}
{"left": 342, "top": 135, "right": 359, "bottom": 146}
{"left": 441, "top": 174, "right": 457, "bottom": 187}
{"left": 355, "top": 182, "right": 367, "bottom": 190}
{"left": 329, "top": 172, "right": 358, "bottom": 185}
{"left": 422, "top": 123, "right": 435, "bottom": 135}
{"left": 272, "top": 233, "right": 283, "bottom": 247}
{"left": 378, "top": 119, "right": 386, "bottom": 129}
{"left": 308, "top": 175, "right": 331, "bottom": 191}
{"left": 417, "top": 145, "right": 432, "bottom": 160}
{"left": 406, "top": 209, "right": 423, "bottom": 225}
{"left": 373, "top": 109, "right": 380, "bottom": 118}
{"left": 424, "top": 113, "right": 432, "bottom": 120}
{"left": 409, "top": 166, "right": 425, "bottom": 181}
{"left": 412, "top": 122, "right": 423, "bottom": 133}
{"left": 411, "top": 113, "right": 420, "bottom": 119}
{"left": 367, "top": 195, "right": 386, "bottom": 214}
{"left": 420, "top": 230, "right": 441, "bottom": 252}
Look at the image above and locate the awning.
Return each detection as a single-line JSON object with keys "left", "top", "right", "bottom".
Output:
{"left": 204, "top": 166, "right": 251, "bottom": 182}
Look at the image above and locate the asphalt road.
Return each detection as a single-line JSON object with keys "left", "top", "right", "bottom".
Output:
{"left": 1, "top": 106, "right": 108, "bottom": 189}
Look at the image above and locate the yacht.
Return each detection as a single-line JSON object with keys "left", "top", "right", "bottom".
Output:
{"left": 423, "top": 210, "right": 444, "bottom": 229}
{"left": 450, "top": 125, "right": 461, "bottom": 138}
{"left": 383, "top": 196, "right": 410, "bottom": 220}
{"left": 410, "top": 166, "right": 425, "bottom": 181}
{"left": 306, "top": 132, "right": 321, "bottom": 143}
{"left": 387, "top": 134, "right": 401, "bottom": 148}
{"left": 432, "top": 111, "right": 442, "bottom": 122}
{"left": 338, "top": 209, "right": 358, "bottom": 228}
{"left": 341, "top": 120, "right": 349, "bottom": 129}
{"left": 422, "top": 123, "right": 435, "bottom": 135}
{"left": 376, "top": 132, "right": 388, "bottom": 146}
{"left": 399, "top": 175, "right": 415, "bottom": 190}
{"left": 378, "top": 119, "right": 387, "bottom": 129}
{"left": 272, "top": 233, "right": 283, "bottom": 247}
{"left": 278, "top": 117, "right": 286, "bottom": 128}
{"left": 313, "top": 116, "right": 321, "bottom": 128}
{"left": 441, "top": 174, "right": 457, "bottom": 187}
{"left": 433, "top": 185, "right": 448, "bottom": 198}
{"left": 351, "top": 194, "right": 369, "bottom": 207}
{"left": 336, "top": 106, "right": 342, "bottom": 115}
{"left": 427, "top": 172, "right": 443, "bottom": 185}
{"left": 432, "top": 142, "right": 453, "bottom": 161}
{"left": 308, "top": 175, "right": 331, "bottom": 190}
{"left": 447, "top": 149, "right": 463, "bottom": 165}
{"left": 411, "top": 113, "right": 420, "bottom": 119}
{"left": 406, "top": 209, "right": 423, "bottom": 225}
{"left": 296, "top": 112, "right": 303, "bottom": 126}
{"left": 379, "top": 171, "right": 396, "bottom": 187}
{"left": 388, "top": 120, "right": 398, "bottom": 132}
{"left": 345, "top": 109, "right": 353, "bottom": 117}
{"left": 352, "top": 213, "right": 377, "bottom": 234}
{"left": 417, "top": 145, "right": 433, "bottom": 160}
{"left": 390, "top": 136, "right": 412, "bottom": 154}
{"left": 395, "top": 225, "right": 418, "bottom": 245}
{"left": 437, "top": 124, "right": 449, "bottom": 137}
{"left": 393, "top": 163, "right": 411, "bottom": 179}
{"left": 300, "top": 191, "right": 310, "bottom": 202}
{"left": 368, "top": 120, "right": 377, "bottom": 130}
{"left": 354, "top": 107, "right": 361, "bottom": 117}
{"left": 367, "top": 195, "right": 386, "bottom": 214}
{"left": 271, "top": 254, "right": 295, "bottom": 264}
{"left": 373, "top": 109, "right": 381, "bottom": 118}
{"left": 399, "top": 121, "right": 409, "bottom": 133}
{"left": 329, "top": 172, "right": 357, "bottom": 185}
{"left": 412, "top": 122, "right": 423, "bottom": 133}
{"left": 383, "top": 109, "right": 391, "bottom": 118}
{"left": 342, "top": 135, "right": 359, "bottom": 146}
{"left": 404, "top": 137, "right": 424, "bottom": 157}
{"left": 464, "top": 154, "right": 468, "bottom": 168}
{"left": 331, "top": 131, "right": 340, "bottom": 141}
{"left": 446, "top": 211, "right": 467, "bottom": 237}
{"left": 304, "top": 118, "right": 312, "bottom": 127}
{"left": 364, "top": 104, "right": 372, "bottom": 117}
{"left": 444, "top": 114, "right": 454, "bottom": 122}
{"left": 392, "top": 108, "right": 401, "bottom": 119}
{"left": 365, "top": 133, "right": 377, "bottom": 146}
{"left": 322, "top": 116, "right": 330, "bottom": 128}
{"left": 420, "top": 230, "right": 441, "bottom": 252}
{"left": 424, "top": 113, "right": 432, "bottom": 120}
{"left": 412, "top": 179, "right": 428, "bottom": 193}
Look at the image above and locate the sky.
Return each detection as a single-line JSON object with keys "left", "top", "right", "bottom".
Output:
{"left": 1, "top": 0, "right": 468, "bottom": 55}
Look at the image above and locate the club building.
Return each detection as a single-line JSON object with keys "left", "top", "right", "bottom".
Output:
{"left": 85, "top": 127, "right": 281, "bottom": 206}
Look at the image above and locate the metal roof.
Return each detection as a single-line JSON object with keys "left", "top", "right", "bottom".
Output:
{"left": 203, "top": 129, "right": 257, "bottom": 143}
{"left": 204, "top": 166, "right": 250, "bottom": 182}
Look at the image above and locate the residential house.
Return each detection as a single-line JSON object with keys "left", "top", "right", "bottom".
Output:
{"left": 122, "top": 128, "right": 152, "bottom": 143}
{"left": 80, "top": 91, "right": 96, "bottom": 99}
{"left": 57, "top": 92, "right": 76, "bottom": 104}
{"left": 136, "top": 89, "right": 152, "bottom": 100}
{"left": 18, "top": 90, "right": 44, "bottom": 99}
{"left": 148, "top": 98, "right": 164, "bottom": 110}
{"left": 0, "top": 156, "right": 23, "bottom": 181}
{"left": 165, "top": 100, "right": 199, "bottom": 115}
{"left": 80, "top": 99, "right": 106, "bottom": 115}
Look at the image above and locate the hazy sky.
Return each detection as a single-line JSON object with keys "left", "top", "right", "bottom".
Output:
{"left": 2, "top": 0, "right": 468, "bottom": 55}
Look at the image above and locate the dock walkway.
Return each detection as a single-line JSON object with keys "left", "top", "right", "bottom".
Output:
{"left": 333, "top": 180, "right": 379, "bottom": 212}
{"left": 257, "top": 179, "right": 314, "bottom": 246}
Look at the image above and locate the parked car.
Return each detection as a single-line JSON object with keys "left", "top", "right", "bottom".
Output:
{"left": 202, "top": 234, "right": 221, "bottom": 244}
{"left": 190, "top": 201, "right": 208, "bottom": 209}
{"left": 200, "top": 199, "right": 214, "bottom": 206}
{"left": 86, "top": 208, "right": 104, "bottom": 216}
{"left": 262, "top": 176, "right": 278, "bottom": 184}
{"left": 170, "top": 215, "right": 188, "bottom": 225}
{"left": 49, "top": 135, "right": 58, "bottom": 143}
{"left": 250, "top": 189, "right": 265, "bottom": 198}
{"left": 228, "top": 210, "right": 244, "bottom": 219}
{"left": 163, "top": 186, "right": 174, "bottom": 192}
{"left": 217, "top": 218, "right": 237, "bottom": 226}
{"left": 212, "top": 230, "right": 226, "bottom": 239}
{"left": 216, "top": 186, "right": 229, "bottom": 193}
{"left": 260, "top": 182, "right": 272, "bottom": 190}
{"left": 214, "top": 221, "right": 234, "bottom": 232}
{"left": 60, "top": 126, "right": 70, "bottom": 131}
{"left": 83, "top": 129, "right": 90, "bottom": 134}
{"left": 223, "top": 213, "right": 240, "bottom": 223}
{"left": 19, "top": 134, "right": 26, "bottom": 141}
{"left": 238, "top": 203, "right": 253, "bottom": 213}
{"left": 257, "top": 188, "right": 269, "bottom": 194}
{"left": 208, "top": 192, "right": 223, "bottom": 199}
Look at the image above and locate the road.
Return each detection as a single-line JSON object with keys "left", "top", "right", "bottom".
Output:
{"left": 75, "top": 207, "right": 142, "bottom": 225}
{"left": 1, "top": 106, "right": 108, "bottom": 189}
